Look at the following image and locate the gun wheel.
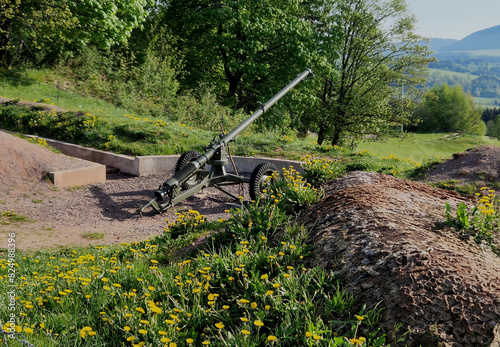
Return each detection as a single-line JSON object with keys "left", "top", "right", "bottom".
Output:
{"left": 175, "top": 150, "right": 204, "bottom": 190}
{"left": 249, "top": 162, "right": 278, "bottom": 201}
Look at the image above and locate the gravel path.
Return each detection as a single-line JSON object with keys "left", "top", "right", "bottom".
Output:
{"left": 0, "top": 130, "right": 248, "bottom": 251}
{"left": 1, "top": 172, "right": 245, "bottom": 251}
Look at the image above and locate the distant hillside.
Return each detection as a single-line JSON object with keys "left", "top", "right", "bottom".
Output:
{"left": 441, "top": 25, "right": 500, "bottom": 51}
{"left": 428, "top": 38, "right": 458, "bottom": 51}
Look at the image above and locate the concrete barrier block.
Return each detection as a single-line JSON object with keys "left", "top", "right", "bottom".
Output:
{"left": 49, "top": 164, "right": 106, "bottom": 188}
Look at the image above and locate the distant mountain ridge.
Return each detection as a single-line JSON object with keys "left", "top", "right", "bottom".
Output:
{"left": 440, "top": 25, "right": 500, "bottom": 51}
{"left": 427, "top": 38, "right": 458, "bottom": 52}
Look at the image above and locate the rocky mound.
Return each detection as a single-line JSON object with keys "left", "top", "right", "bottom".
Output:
{"left": 0, "top": 130, "right": 94, "bottom": 194}
{"left": 301, "top": 171, "right": 500, "bottom": 347}
{"left": 424, "top": 145, "right": 500, "bottom": 186}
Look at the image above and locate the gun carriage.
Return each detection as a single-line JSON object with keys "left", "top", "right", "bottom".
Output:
{"left": 139, "top": 69, "right": 313, "bottom": 215}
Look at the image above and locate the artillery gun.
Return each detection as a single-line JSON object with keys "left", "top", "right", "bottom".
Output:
{"left": 139, "top": 69, "right": 313, "bottom": 215}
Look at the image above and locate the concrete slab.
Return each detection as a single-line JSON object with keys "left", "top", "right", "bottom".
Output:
{"left": 48, "top": 163, "right": 106, "bottom": 188}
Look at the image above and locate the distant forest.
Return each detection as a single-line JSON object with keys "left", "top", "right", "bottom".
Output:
{"left": 427, "top": 53, "right": 500, "bottom": 101}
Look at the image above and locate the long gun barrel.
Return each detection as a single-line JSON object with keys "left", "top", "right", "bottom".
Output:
{"left": 140, "top": 69, "right": 313, "bottom": 215}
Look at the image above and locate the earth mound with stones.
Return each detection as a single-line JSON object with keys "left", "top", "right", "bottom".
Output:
{"left": 0, "top": 131, "right": 94, "bottom": 194}
{"left": 300, "top": 171, "right": 500, "bottom": 347}
{"left": 424, "top": 145, "right": 500, "bottom": 186}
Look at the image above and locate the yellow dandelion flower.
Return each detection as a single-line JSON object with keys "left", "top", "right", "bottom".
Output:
{"left": 215, "top": 322, "right": 225, "bottom": 329}
{"left": 242, "top": 329, "right": 251, "bottom": 335}
{"left": 254, "top": 320, "right": 264, "bottom": 327}
{"left": 267, "top": 335, "right": 278, "bottom": 341}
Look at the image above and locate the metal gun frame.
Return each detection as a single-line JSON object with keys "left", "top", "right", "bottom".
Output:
{"left": 139, "top": 69, "right": 313, "bottom": 215}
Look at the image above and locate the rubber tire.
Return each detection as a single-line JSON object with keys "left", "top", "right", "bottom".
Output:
{"left": 249, "top": 162, "right": 278, "bottom": 201}
{"left": 175, "top": 150, "right": 203, "bottom": 190}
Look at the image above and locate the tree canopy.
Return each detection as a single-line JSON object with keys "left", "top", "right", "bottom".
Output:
{"left": 311, "top": 0, "right": 433, "bottom": 145}
{"left": 163, "top": 0, "right": 319, "bottom": 114}
{"left": 0, "top": 0, "right": 151, "bottom": 66}
{"left": 1, "top": 0, "right": 442, "bottom": 145}
{"left": 415, "top": 83, "right": 486, "bottom": 135}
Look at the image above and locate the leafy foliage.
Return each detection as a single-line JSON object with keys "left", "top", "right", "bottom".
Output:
{"left": 311, "top": 0, "right": 433, "bottom": 146}
{"left": 445, "top": 188, "right": 499, "bottom": 255}
{"left": 0, "top": 0, "right": 151, "bottom": 66}
{"left": 162, "top": 0, "right": 319, "bottom": 126}
{"left": 414, "top": 83, "right": 486, "bottom": 135}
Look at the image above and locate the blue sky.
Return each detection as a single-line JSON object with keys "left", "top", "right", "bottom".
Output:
{"left": 406, "top": 0, "right": 500, "bottom": 40}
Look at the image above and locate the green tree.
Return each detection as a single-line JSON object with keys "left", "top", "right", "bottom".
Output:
{"left": 163, "top": 0, "right": 319, "bottom": 122}
{"left": 311, "top": 0, "right": 433, "bottom": 145}
{"left": 489, "top": 114, "right": 500, "bottom": 140}
{"left": 66, "top": 0, "right": 152, "bottom": 50}
{"left": 0, "top": 0, "right": 152, "bottom": 66}
{"left": 416, "top": 83, "right": 486, "bottom": 135}
{"left": 0, "top": 0, "right": 75, "bottom": 66}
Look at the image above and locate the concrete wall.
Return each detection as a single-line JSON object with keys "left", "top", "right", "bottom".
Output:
{"left": 38, "top": 136, "right": 304, "bottom": 176}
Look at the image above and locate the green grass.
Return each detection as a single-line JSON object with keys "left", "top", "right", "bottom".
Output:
{"left": 465, "top": 49, "right": 500, "bottom": 57}
{"left": 1, "top": 210, "right": 34, "bottom": 224}
{"left": 2, "top": 68, "right": 500, "bottom": 165}
{"left": 474, "top": 97, "right": 500, "bottom": 107}
{"left": 82, "top": 232, "right": 105, "bottom": 240}
{"left": 0, "top": 69, "right": 132, "bottom": 117}
{"left": 428, "top": 68, "right": 478, "bottom": 82}
{"left": 357, "top": 133, "right": 500, "bottom": 161}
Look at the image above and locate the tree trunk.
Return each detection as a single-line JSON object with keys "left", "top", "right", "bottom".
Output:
{"left": 317, "top": 123, "right": 327, "bottom": 145}
{"left": 331, "top": 130, "right": 341, "bottom": 146}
